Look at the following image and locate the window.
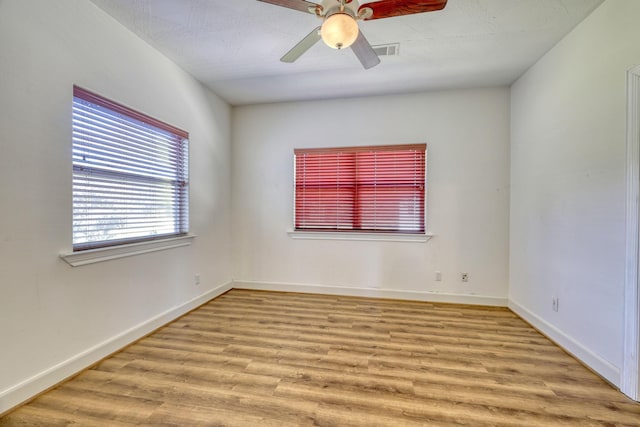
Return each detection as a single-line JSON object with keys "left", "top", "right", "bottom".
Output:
{"left": 294, "top": 144, "right": 426, "bottom": 233}
{"left": 72, "top": 86, "right": 189, "bottom": 251}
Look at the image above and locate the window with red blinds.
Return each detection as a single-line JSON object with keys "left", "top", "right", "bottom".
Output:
{"left": 294, "top": 144, "right": 426, "bottom": 233}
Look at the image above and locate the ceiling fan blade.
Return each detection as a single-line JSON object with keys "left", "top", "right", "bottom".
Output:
{"left": 351, "top": 31, "right": 380, "bottom": 70}
{"left": 257, "top": 0, "right": 319, "bottom": 14}
{"left": 359, "top": 0, "right": 447, "bottom": 20}
{"left": 281, "top": 27, "right": 322, "bottom": 63}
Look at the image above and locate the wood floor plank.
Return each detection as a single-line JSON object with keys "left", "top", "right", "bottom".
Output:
{"left": 142, "top": 402, "right": 280, "bottom": 427}
{"left": 0, "top": 404, "right": 139, "bottom": 427}
{"left": 2, "top": 289, "right": 639, "bottom": 426}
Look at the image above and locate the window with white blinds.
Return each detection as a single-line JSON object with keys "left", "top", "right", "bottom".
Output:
{"left": 72, "top": 86, "right": 189, "bottom": 251}
{"left": 294, "top": 144, "right": 426, "bottom": 233}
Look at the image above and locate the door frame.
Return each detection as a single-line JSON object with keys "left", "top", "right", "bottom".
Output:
{"left": 623, "top": 64, "right": 640, "bottom": 401}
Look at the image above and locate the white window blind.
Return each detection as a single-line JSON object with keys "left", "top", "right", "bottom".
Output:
{"left": 72, "top": 86, "right": 189, "bottom": 251}
{"left": 294, "top": 144, "right": 426, "bottom": 233}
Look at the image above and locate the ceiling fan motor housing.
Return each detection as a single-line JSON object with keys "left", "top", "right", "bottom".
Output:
{"left": 318, "top": 0, "right": 360, "bottom": 15}
{"left": 314, "top": 0, "right": 373, "bottom": 21}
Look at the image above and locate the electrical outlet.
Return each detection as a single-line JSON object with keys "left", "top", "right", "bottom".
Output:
{"left": 461, "top": 273, "right": 469, "bottom": 282}
{"left": 435, "top": 271, "right": 442, "bottom": 281}
{"left": 552, "top": 297, "right": 559, "bottom": 312}
{"left": 194, "top": 274, "right": 201, "bottom": 286}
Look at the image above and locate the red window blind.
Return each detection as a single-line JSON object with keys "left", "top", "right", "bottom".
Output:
{"left": 294, "top": 144, "right": 426, "bottom": 233}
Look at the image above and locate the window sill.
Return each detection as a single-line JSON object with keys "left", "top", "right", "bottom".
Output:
{"left": 60, "top": 234, "right": 196, "bottom": 267}
{"left": 287, "top": 230, "right": 433, "bottom": 242}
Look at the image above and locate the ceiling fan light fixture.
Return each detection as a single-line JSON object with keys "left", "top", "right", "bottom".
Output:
{"left": 321, "top": 12, "right": 358, "bottom": 50}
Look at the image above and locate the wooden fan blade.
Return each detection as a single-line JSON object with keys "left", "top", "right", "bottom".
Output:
{"left": 351, "top": 31, "right": 380, "bottom": 70}
{"left": 281, "top": 27, "right": 322, "bottom": 63}
{"left": 359, "top": 0, "right": 447, "bottom": 20}
{"left": 257, "top": 0, "right": 318, "bottom": 14}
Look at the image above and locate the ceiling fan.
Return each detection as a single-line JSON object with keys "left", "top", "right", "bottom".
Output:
{"left": 258, "top": 0, "right": 448, "bottom": 69}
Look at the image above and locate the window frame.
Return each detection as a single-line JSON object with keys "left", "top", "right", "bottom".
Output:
{"left": 71, "top": 86, "right": 190, "bottom": 252}
{"left": 293, "top": 143, "right": 427, "bottom": 236}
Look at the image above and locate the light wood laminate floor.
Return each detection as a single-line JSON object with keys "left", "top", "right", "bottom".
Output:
{"left": 2, "top": 289, "right": 639, "bottom": 426}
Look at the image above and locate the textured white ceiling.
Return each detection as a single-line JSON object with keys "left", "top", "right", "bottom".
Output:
{"left": 90, "top": 0, "right": 603, "bottom": 105}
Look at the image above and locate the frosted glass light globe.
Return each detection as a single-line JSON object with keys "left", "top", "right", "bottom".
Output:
{"left": 321, "top": 13, "right": 358, "bottom": 50}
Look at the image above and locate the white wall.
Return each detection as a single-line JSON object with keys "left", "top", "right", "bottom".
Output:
{"left": 232, "top": 89, "right": 510, "bottom": 305}
{"left": 0, "top": 0, "right": 232, "bottom": 413}
{"left": 509, "top": 0, "right": 640, "bottom": 387}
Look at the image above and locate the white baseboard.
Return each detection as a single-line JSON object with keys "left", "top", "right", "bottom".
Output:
{"left": 0, "top": 281, "right": 233, "bottom": 415}
{"left": 233, "top": 280, "right": 508, "bottom": 307}
{"left": 508, "top": 299, "right": 620, "bottom": 387}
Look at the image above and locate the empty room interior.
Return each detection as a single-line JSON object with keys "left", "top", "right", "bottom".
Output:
{"left": 2, "top": 0, "right": 640, "bottom": 425}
